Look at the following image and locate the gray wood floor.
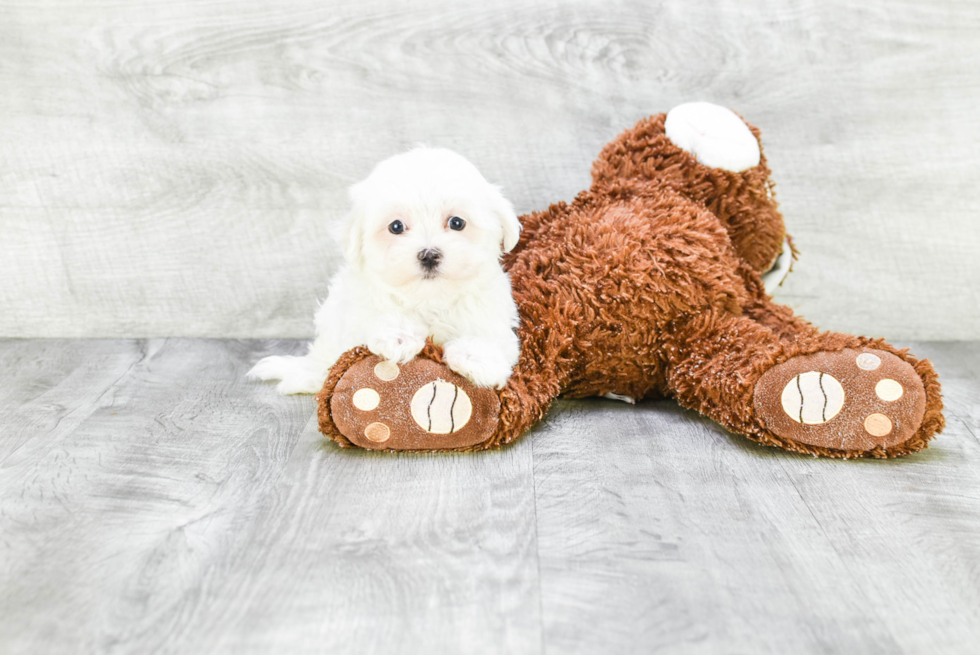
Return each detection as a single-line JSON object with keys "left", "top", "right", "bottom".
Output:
{"left": 1, "top": 339, "right": 978, "bottom": 654}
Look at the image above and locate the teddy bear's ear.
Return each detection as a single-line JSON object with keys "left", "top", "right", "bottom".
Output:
{"left": 490, "top": 186, "right": 522, "bottom": 252}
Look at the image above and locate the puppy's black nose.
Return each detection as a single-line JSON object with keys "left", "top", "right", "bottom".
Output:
{"left": 417, "top": 248, "right": 442, "bottom": 271}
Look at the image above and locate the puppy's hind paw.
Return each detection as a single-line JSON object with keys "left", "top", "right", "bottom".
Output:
{"left": 248, "top": 355, "right": 327, "bottom": 395}
{"left": 247, "top": 355, "right": 290, "bottom": 381}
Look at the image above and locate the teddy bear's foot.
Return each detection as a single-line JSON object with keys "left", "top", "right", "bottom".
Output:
{"left": 753, "top": 348, "right": 927, "bottom": 452}
{"left": 326, "top": 354, "right": 500, "bottom": 451}
{"left": 665, "top": 102, "right": 761, "bottom": 172}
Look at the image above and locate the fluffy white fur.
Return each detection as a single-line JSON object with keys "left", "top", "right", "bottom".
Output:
{"left": 248, "top": 147, "right": 522, "bottom": 395}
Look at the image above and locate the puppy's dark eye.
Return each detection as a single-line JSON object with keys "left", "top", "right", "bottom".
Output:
{"left": 388, "top": 220, "right": 406, "bottom": 235}
{"left": 448, "top": 216, "right": 466, "bottom": 231}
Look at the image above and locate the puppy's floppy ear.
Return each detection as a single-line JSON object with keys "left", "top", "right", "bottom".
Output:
{"left": 339, "top": 180, "right": 369, "bottom": 271}
{"left": 490, "top": 185, "right": 522, "bottom": 252}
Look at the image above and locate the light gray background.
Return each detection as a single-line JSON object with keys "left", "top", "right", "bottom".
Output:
{"left": 2, "top": 0, "right": 978, "bottom": 340}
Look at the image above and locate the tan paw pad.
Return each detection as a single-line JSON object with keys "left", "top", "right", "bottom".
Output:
{"left": 779, "top": 372, "right": 845, "bottom": 425}
{"left": 352, "top": 388, "right": 380, "bottom": 411}
{"left": 374, "top": 360, "right": 399, "bottom": 381}
{"left": 364, "top": 422, "right": 391, "bottom": 443}
{"left": 864, "top": 413, "right": 892, "bottom": 437}
{"left": 410, "top": 380, "right": 472, "bottom": 434}
{"left": 875, "top": 379, "right": 903, "bottom": 402}
{"left": 856, "top": 353, "right": 881, "bottom": 371}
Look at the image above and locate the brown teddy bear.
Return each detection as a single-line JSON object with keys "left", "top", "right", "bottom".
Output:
{"left": 315, "top": 103, "right": 944, "bottom": 459}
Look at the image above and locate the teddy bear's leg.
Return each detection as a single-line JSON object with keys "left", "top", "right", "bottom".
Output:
{"left": 316, "top": 345, "right": 499, "bottom": 451}
{"left": 591, "top": 105, "right": 785, "bottom": 274}
{"left": 738, "top": 262, "right": 815, "bottom": 341}
{"left": 660, "top": 308, "right": 943, "bottom": 458}
{"left": 316, "top": 343, "right": 559, "bottom": 451}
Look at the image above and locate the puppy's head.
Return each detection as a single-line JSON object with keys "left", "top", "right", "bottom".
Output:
{"left": 340, "top": 147, "right": 520, "bottom": 292}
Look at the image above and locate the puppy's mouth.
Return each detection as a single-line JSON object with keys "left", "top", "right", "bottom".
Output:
{"left": 420, "top": 268, "right": 440, "bottom": 280}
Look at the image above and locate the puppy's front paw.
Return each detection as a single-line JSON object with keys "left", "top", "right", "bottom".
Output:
{"left": 248, "top": 355, "right": 327, "bottom": 395}
{"left": 443, "top": 338, "right": 515, "bottom": 389}
{"left": 367, "top": 329, "right": 426, "bottom": 364}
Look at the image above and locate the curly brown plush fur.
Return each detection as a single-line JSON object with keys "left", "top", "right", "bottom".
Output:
{"left": 316, "top": 111, "right": 944, "bottom": 458}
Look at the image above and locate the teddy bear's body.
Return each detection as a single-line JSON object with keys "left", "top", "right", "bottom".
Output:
{"left": 317, "top": 105, "right": 944, "bottom": 458}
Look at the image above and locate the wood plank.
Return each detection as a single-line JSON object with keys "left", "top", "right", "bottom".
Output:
{"left": 0, "top": 339, "right": 542, "bottom": 654}
{"left": 0, "top": 0, "right": 978, "bottom": 340}
{"left": 531, "top": 341, "right": 980, "bottom": 654}
{"left": 0, "top": 339, "right": 146, "bottom": 460}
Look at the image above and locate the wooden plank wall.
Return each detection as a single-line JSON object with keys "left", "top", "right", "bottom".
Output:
{"left": 1, "top": 0, "right": 978, "bottom": 340}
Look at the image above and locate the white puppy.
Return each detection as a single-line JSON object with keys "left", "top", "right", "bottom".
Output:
{"left": 248, "top": 147, "right": 522, "bottom": 395}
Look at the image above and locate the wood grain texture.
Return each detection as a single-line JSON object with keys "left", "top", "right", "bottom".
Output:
{"left": 0, "top": 338, "right": 541, "bottom": 654}
{"left": 532, "top": 355, "right": 980, "bottom": 654}
{"left": 1, "top": 339, "right": 978, "bottom": 654}
{"left": 0, "top": 0, "right": 978, "bottom": 340}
